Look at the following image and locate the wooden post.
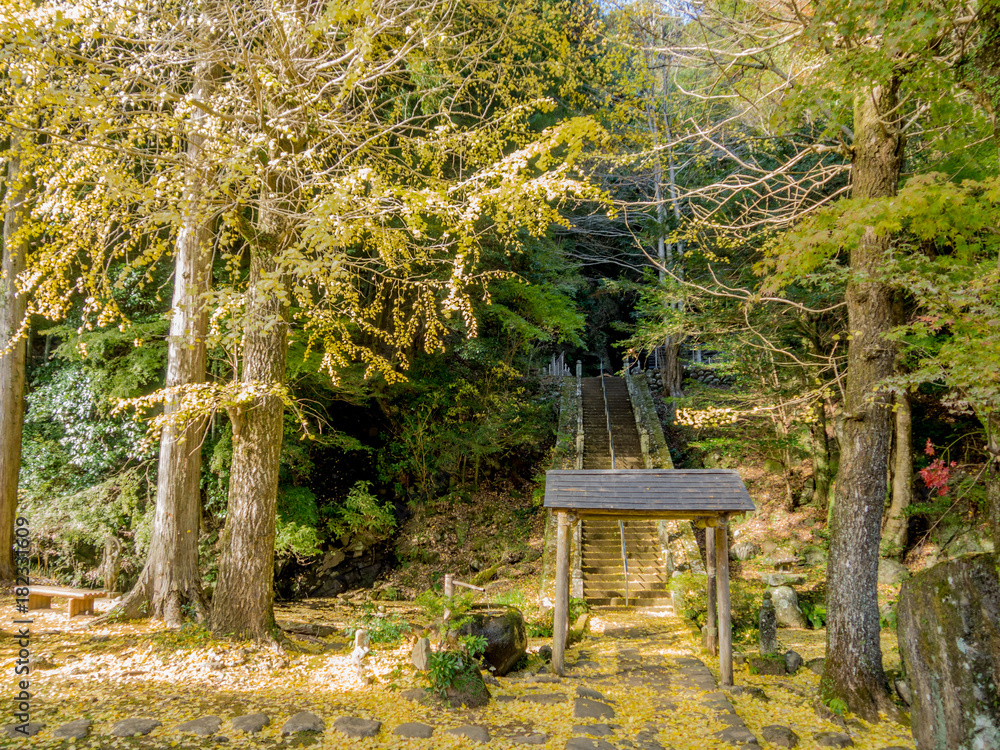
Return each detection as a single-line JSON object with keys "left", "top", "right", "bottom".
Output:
{"left": 443, "top": 574, "right": 453, "bottom": 625}
{"left": 553, "top": 511, "right": 571, "bottom": 675}
{"left": 705, "top": 524, "right": 718, "bottom": 655}
{"left": 715, "top": 517, "right": 733, "bottom": 685}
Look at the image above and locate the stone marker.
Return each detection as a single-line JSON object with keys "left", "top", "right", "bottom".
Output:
{"left": 897, "top": 554, "right": 1000, "bottom": 750}
{"left": 231, "top": 713, "right": 270, "bottom": 733}
{"left": 53, "top": 720, "right": 91, "bottom": 740}
{"left": 446, "top": 725, "right": 491, "bottom": 743}
{"left": 759, "top": 591, "right": 778, "bottom": 655}
{"left": 770, "top": 586, "right": 806, "bottom": 628}
{"left": 111, "top": 718, "right": 161, "bottom": 737}
{"left": 177, "top": 716, "right": 221, "bottom": 736}
{"left": 334, "top": 716, "right": 381, "bottom": 738}
{"left": 411, "top": 637, "right": 431, "bottom": 671}
{"left": 574, "top": 697, "right": 615, "bottom": 720}
{"left": 762, "top": 725, "right": 799, "bottom": 748}
{"left": 281, "top": 711, "right": 324, "bottom": 735}
{"left": 394, "top": 722, "right": 434, "bottom": 739}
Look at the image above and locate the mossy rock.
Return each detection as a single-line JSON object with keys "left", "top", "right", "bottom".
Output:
{"left": 748, "top": 655, "right": 786, "bottom": 676}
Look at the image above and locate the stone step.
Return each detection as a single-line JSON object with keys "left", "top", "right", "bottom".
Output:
{"left": 584, "top": 595, "right": 674, "bottom": 607}
{"left": 582, "top": 551, "right": 661, "bottom": 561}
{"left": 584, "top": 575, "right": 669, "bottom": 586}
{"left": 587, "top": 598, "right": 675, "bottom": 609}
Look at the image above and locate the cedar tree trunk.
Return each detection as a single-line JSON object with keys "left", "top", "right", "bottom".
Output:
{"left": 96, "top": 65, "right": 217, "bottom": 626}
{"left": 810, "top": 400, "right": 832, "bottom": 507}
{"left": 822, "top": 80, "right": 904, "bottom": 721}
{"left": 882, "top": 392, "right": 912, "bottom": 557}
{"left": 0, "top": 134, "right": 30, "bottom": 581}
{"left": 210, "top": 240, "right": 288, "bottom": 642}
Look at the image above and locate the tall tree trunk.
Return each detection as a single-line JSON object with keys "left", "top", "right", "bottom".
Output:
{"left": 0, "top": 133, "right": 30, "bottom": 581}
{"left": 823, "top": 81, "right": 904, "bottom": 721}
{"left": 810, "top": 401, "right": 832, "bottom": 507}
{"left": 881, "top": 392, "right": 912, "bottom": 558}
{"left": 96, "top": 65, "right": 218, "bottom": 626}
{"left": 211, "top": 235, "right": 288, "bottom": 642}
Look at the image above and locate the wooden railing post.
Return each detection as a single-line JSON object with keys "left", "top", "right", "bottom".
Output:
{"left": 553, "top": 511, "right": 571, "bottom": 675}
{"left": 715, "top": 518, "right": 733, "bottom": 685}
{"left": 705, "top": 525, "right": 718, "bottom": 655}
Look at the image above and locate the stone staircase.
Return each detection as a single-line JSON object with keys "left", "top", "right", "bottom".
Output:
{"left": 578, "top": 375, "right": 671, "bottom": 608}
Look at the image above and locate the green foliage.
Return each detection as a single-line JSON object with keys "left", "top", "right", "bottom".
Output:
{"left": 274, "top": 487, "right": 323, "bottom": 562}
{"left": 23, "top": 464, "right": 153, "bottom": 588}
{"left": 426, "top": 649, "right": 470, "bottom": 697}
{"left": 800, "top": 601, "right": 828, "bottom": 630}
{"left": 344, "top": 603, "right": 410, "bottom": 646}
{"left": 825, "top": 697, "right": 849, "bottom": 716}
{"left": 672, "top": 572, "right": 765, "bottom": 644}
{"left": 327, "top": 481, "right": 397, "bottom": 541}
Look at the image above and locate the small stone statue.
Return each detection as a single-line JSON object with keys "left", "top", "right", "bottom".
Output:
{"left": 759, "top": 591, "right": 778, "bottom": 656}
{"left": 351, "top": 628, "right": 370, "bottom": 678}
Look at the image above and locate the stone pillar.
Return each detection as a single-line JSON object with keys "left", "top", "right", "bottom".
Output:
{"left": 759, "top": 591, "right": 777, "bottom": 656}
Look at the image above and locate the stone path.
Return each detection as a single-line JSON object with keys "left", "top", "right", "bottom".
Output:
{"left": 1, "top": 616, "right": 913, "bottom": 749}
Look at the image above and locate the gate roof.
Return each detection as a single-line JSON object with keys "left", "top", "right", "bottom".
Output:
{"left": 543, "top": 469, "right": 755, "bottom": 519}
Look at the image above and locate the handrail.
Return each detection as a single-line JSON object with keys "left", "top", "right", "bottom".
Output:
{"left": 599, "top": 358, "right": 616, "bottom": 470}
{"left": 599, "top": 358, "right": 628, "bottom": 606}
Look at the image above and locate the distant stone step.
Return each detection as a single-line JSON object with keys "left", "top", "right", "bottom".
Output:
{"left": 584, "top": 596, "right": 674, "bottom": 608}
{"left": 584, "top": 570, "right": 667, "bottom": 588}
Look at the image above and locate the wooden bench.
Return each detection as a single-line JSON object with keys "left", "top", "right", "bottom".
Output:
{"left": 27, "top": 586, "right": 105, "bottom": 617}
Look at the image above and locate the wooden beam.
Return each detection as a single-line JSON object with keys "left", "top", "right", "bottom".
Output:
{"left": 715, "top": 518, "right": 733, "bottom": 685}
{"left": 705, "top": 525, "right": 718, "bottom": 656}
{"left": 553, "top": 510, "right": 571, "bottom": 675}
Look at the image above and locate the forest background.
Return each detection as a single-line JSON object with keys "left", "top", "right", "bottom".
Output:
{"left": 1, "top": 0, "right": 999, "bottom": 721}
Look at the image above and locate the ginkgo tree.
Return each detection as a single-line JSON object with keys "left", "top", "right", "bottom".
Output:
{"left": 11, "top": 0, "right": 605, "bottom": 641}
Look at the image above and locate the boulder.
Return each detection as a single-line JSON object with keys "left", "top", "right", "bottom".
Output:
{"left": 749, "top": 655, "right": 786, "bottom": 676}
{"left": 801, "top": 546, "right": 827, "bottom": 567}
{"left": 784, "top": 650, "right": 803, "bottom": 674}
{"left": 281, "top": 712, "right": 324, "bottom": 736}
{"left": 761, "top": 725, "right": 799, "bottom": 748}
{"left": 877, "top": 558, "right": 910, "bottom": 585}
{"left": 897, "top": 554, "right": 1000, "bottom": 750}
{"left": 769, "top": 586, "right": 807, "bottom": 628}
{"left": 459, "top": 608, "right": 527, "bottom": 676}
{"left": 334, "top": 717, "right": 381, "bottom": 738}
{"left": 442, "top": 656, "right": 492, "bottom": 708}
{"left": 446, "top": 725, "right": 490, "bottom": 743}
